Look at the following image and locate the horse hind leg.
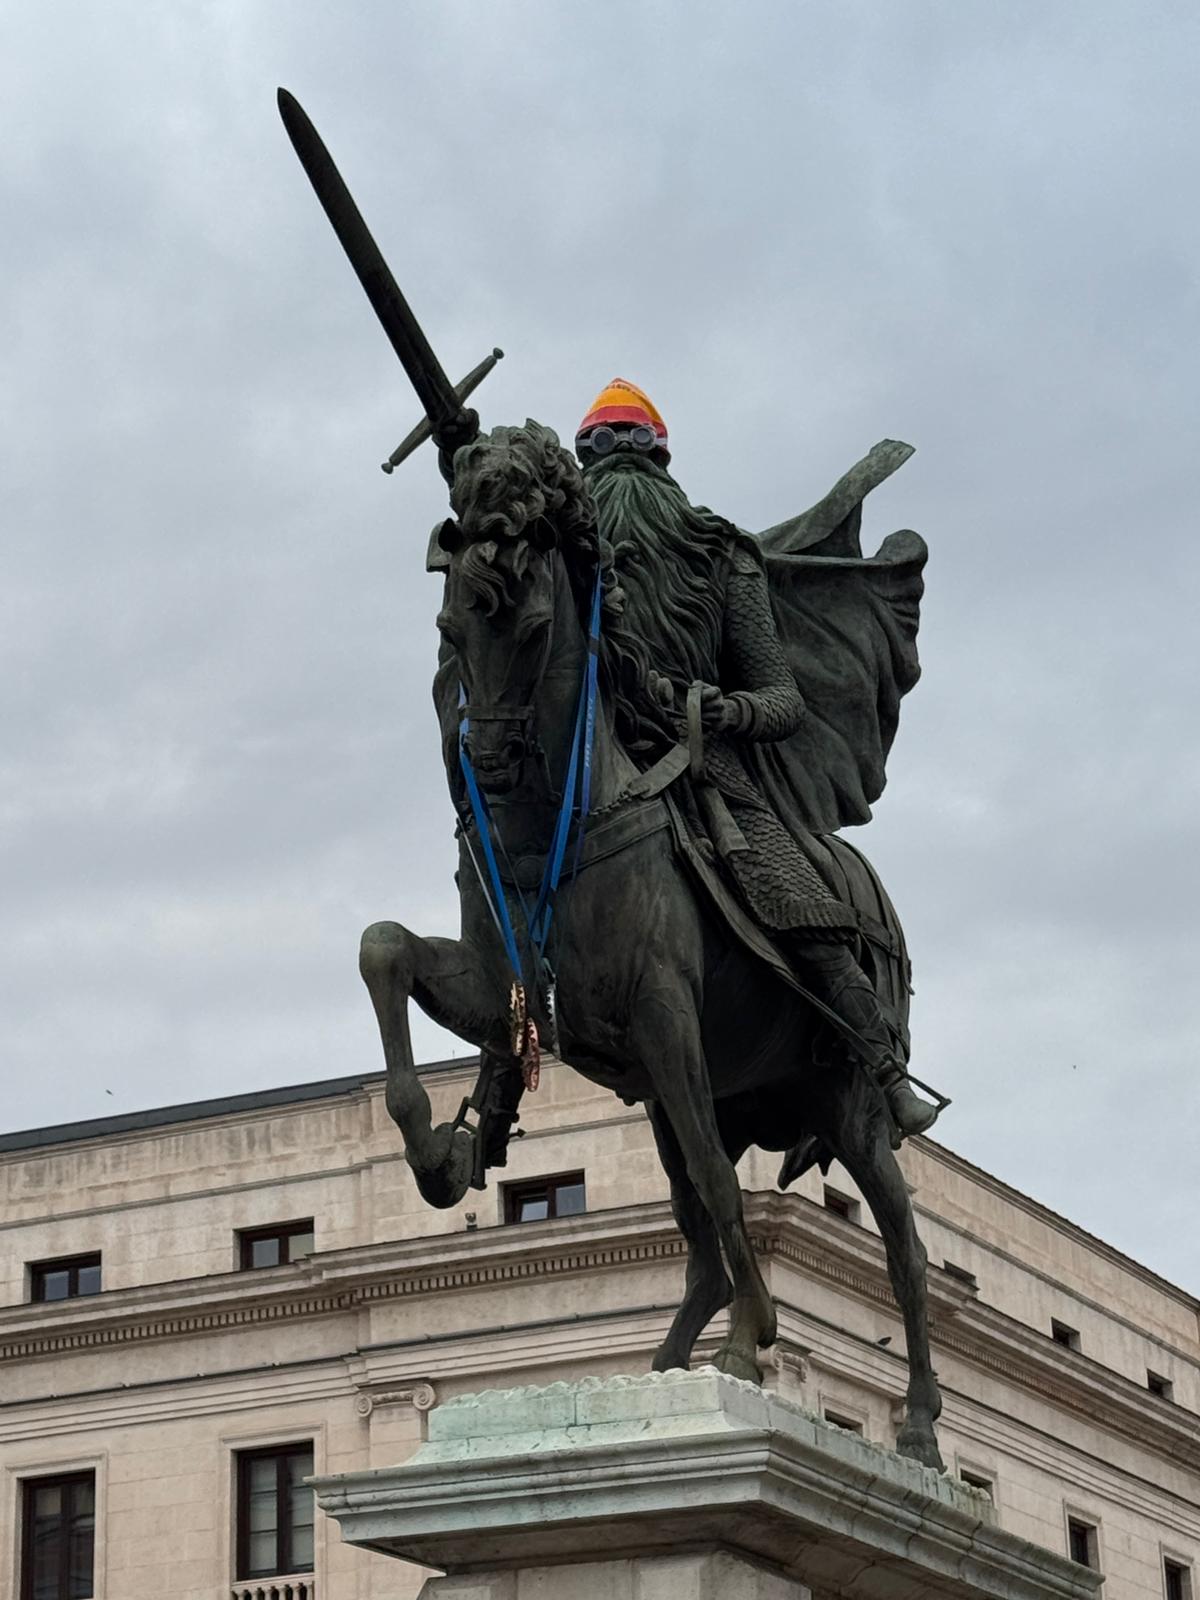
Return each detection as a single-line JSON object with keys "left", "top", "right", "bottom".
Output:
{"left": 634, "top": 1001, "right": 776, "bottom": 1383}
{"left": 359, "top": 921, "right": 508, "bottom": 1210}
{"left": 822, "top": 1079, "right": 945, "bottom": 1470}
{"left": 647, "top": 1102, "right": 732, "bottom": 1373}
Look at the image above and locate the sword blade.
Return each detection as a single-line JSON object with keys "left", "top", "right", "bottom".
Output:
{"left": 277, "top": 88, "right": 465, "bottom": 436}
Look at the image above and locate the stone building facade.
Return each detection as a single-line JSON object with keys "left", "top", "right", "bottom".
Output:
{"left": 0, "top": 1057, "right": 1196, "bottom": 1600}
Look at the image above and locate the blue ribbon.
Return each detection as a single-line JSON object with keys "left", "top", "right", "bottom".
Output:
{"left": 458, "top": 566, "right": 603, "bottom": 982}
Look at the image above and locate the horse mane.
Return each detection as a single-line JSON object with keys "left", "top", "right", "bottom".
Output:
{"left": 449, "top": 421, "right": 672, "bottom": 754}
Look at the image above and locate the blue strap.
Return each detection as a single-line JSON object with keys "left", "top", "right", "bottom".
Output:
{"left": 571, "top": 574, "right": 604, "bottom": 879}
{"left": 457, "top": 565, "right": 604, "bottom": 978}
{"left": 532, "top": 567, "right": 603, "bottom": 953}
{"left": 459, "top": 700, "right": 524, "bottom": 981}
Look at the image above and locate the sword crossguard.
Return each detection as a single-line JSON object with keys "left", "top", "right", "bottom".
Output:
{"left": 381, "top": 349, "right": 504, "bottom": 475}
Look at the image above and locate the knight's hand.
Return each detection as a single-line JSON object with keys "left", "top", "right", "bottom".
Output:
{"left": 698, "top": 684, "right": 740, "bottom": 732}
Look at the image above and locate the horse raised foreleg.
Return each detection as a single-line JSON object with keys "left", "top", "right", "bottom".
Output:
{"left": 360, "top": 921, "right": 508, "bottom": 1209}
{"left": 827, "top": 1083, "right": 944, "bottom": 1470}
{"left": 635, "top": 996, "right": 776, "bottom": 1383}
{"left": 646, "top": 1102, "right": 732, "bottom": 1372}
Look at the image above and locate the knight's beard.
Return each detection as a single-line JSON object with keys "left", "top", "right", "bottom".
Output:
{"left": 587, "top": 456, "right": 731, "bottom": 706}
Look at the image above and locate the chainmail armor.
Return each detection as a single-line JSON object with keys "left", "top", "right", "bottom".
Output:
{"left": 687, "top": 542, "right": 857, "bottom": 935}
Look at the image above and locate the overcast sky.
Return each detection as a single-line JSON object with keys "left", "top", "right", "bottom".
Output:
{"left": 4, "top": 4, "right": 1198, "bottom": 1289}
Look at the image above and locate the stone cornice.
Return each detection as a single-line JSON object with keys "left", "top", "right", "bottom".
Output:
{"left": 914, "top": 1137, "right": 1200, "bottom": 1318}
{"left": 1, "top": 1190, "right": 1196, "bottom": 1480}
{"left": 0, "top": 1202, "right": 685, "bottom": 1363}
{"left": 747, "top": 1190, "right": 1200, "bottom": 1474}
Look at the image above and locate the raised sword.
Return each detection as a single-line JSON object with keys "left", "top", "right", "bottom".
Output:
{"left": 277, "top": 88, "right": 497, "bottom": 470}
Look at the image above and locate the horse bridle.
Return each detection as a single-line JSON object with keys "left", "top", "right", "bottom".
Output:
{"left": 458, "top": 702, "right": 538, "bottom": 763}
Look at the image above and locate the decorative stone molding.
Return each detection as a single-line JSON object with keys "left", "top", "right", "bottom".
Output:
{"left": 354, "top": 1382, "right": 437, "bottom": 1417}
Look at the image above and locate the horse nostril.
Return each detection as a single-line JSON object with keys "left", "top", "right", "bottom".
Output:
{"left": 503, "top": 737, "right": 526, "bottom": 763}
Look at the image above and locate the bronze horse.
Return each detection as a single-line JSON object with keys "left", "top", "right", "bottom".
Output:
{"left": 360, "top": 422, "right": 944, "bottom": 1469}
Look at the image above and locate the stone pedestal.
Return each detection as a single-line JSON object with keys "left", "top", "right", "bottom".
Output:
{"left": 312, "top": 1368, "right": 1101, "bottom": 1600}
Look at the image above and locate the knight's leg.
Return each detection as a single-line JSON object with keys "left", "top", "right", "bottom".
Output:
{"left": 647, "top": 1102, "right": 732, "bottom": 1373}
{"left": 792, "top": 938, "right": 939, "bottom": 1143}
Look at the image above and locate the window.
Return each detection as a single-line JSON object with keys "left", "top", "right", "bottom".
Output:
{"left": 942, "top": 1260, "right": 979, "bottom": 1291}
{"left": 959, "top": 1467, "right": 995, "bottom": 1500}
{"left": 20, "top": 1470, "right": 95, "bottom": 1600}
{"left": 30, "top": 1254, "right": 101, "bottom": 1304}
{"left": 823, "top": 1186, "right": 861, "bottom": 1224}
{"left": 238, "top": 1220, "right": 314, "bottom": 1270}
{"left": 235, "top": 1444, "right": 315, "bottom": 1579}
{"left": 822, "top": 1408, "right": 864, "bottom": 1435}
{"left": 1165, "top": 1558, "right": 1193, "bottom": 1600}
{"left": 1051, "top": 1319, "right": 1081, "bottom": 1352}
{"left": 1067, "top": 1517, "right": 1099, "bottom": 1570}
{"left": 1148, "top": 1369, "right": 1175, "bottom": 1401}
{"left": 503, "top": 1173, "right": 586, "bottom": 1224}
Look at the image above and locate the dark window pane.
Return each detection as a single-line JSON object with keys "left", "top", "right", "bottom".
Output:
{"left": 518, "top": 1194, "right": 549, "bottom": 1222}
{"left": 40, "top": 1270, "right": 70, "bottom": 1302}
{"left": 555, "top": 1181, "right": 586, "bottom": 1216}
{"left": 286, "top": 1231, "right": 314, "bottom": 1262}
{"left": 248, "top": 1528, "right": 277, "bottom": 1573}
{"left": 291, "top": 1520, "right": 314, "bottom": 1571}
{"left": 67, "top": 1502, "right": 94, "bottom": 1600}
{"left": 23, "top": 1472, "right": 94, "bottom": 1600}
{"left": 1165, "top": 1561, "right": 1190, "bottom": 1600}
{"left": 238, "top": 1445, "right": 315, "bottom": 1579}
{"left": 1068, "top": 1519, "right": 1096, "bottom": 1568}
{"left": 32, "top": 1484, "right": 62, "bottom": 1519}
{"left": 76, "top": 1262, "right": 101, "bottom": 1296}
{"left": 251, "top": 1236, "right": 282, "bottom": 1268}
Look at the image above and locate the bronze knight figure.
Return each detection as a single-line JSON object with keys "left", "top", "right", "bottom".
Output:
{"left": 278, "top": 88, "right": 951, "bottom": 1470}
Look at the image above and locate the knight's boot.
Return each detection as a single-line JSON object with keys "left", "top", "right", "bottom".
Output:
{"left": 875, "top": 1059, "right": 940, "bottom": 1142}
{"left": 828, "top": 979, "right": 941, "bottom": 1145}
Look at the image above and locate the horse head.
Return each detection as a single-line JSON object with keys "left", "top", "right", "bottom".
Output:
{"left": 438, "top": 421, "right": 601, "bottom": 796}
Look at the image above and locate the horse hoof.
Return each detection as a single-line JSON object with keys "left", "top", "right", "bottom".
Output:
{"left": 650, "top": 1346, "right": 690, "bottom": 1374}
{"left": 896, "top": 1420, "right": 945, "bottom": 1472}
{"left": 713, "top": 1345, "right": 763, "bottom": 1385}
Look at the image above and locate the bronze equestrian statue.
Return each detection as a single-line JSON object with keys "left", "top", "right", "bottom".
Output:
{"left": 279, "top": 90, "right": 949, "bottom": 1471}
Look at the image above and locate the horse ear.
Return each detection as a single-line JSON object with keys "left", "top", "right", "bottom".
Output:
{"left": 437, "top": 517, "right": 464, "bottom": 553}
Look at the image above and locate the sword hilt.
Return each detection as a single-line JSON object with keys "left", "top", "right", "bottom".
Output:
{"left": 381, "top": 348, "right": 504, "bottom": 474}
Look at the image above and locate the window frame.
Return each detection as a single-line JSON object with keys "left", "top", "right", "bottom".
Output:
{"left": 502, "top": 1172, "right": 586, "bottom": 1225}
{"left": 822, "top": 1186, "right": 861, "bottom": 1225}
{"left": 1164, "top": 1554, "right": 1193, "bottom": 1600}
{"left": 956, "top": 1462, "right": 996, "bottom": 1502}
{"left": 1148, "top": 1368, "right": 1175, "bottom": 1401}
{"left": 1065, "top": 1511, "right": 1101, "bottom": 1571}
{"left": 941, "top": 1259, "right": 980, "bottom": 1292}
{"left": 28, "top": 1254, "right": 102, "bottom": 1305}
{"left": 236, "top": 1220, "right": 315, "bottom": 1272}
{"left": 234, "top": 1441, "right": 315, "bottom": 1581}
{"left": 1051, "top": 1318, "right": 1081, "bottom": 1352}
{"left": 19, "top": 1468, "right": 96, "bottom": 1600}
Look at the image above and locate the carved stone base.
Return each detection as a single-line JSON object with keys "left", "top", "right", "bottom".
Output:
{"left": 311, "top": 1368, "right": 1101, "bottom": 1600}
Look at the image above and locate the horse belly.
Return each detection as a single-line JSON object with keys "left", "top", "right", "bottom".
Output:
{"left": 701, "top": 959, "right": 808, "bottom": 1098}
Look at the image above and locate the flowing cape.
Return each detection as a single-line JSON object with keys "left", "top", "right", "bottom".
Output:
{"left": 746, "top": 440, "right": 927, "bottom": 835}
